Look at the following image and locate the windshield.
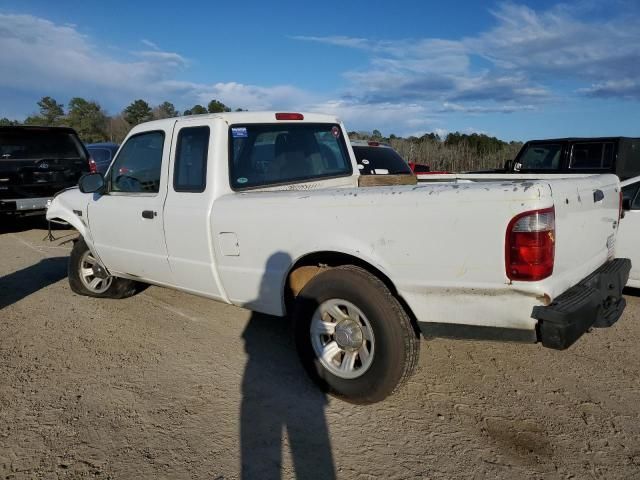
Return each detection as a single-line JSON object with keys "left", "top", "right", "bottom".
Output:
{"left": 229, "top": 123, "right": 352, "bottom": 189}
{"left": 0, "top": 130, "right": 85, "bottom": 160}
{"left": 87, "top": 147, "right": 112, "bottom": 164}
{"left": 352, "top": 146, "right": 412, "bottom": 175}
{"left": 516, "top": 143, "right": 562, "bottom": 170}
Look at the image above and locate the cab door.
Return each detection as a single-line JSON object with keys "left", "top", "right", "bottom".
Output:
{"left": 163, "top": 122, "right": 223, "bottom": 299}
{"left": 88, "top": 127, "right": 174, "bottom": 284}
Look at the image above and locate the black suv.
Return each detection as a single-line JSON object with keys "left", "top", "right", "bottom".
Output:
{"left": 0, "top": 126, "right": 90, "bottom": 216}
{"left": 505, "top": 137, "right": 640, "bottom": 180}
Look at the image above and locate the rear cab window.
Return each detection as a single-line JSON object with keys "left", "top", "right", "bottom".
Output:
{"left": 516, "top": 143, "right": 562, "bottom": 170}
{"left": 229, "top": 123, "right": 352, "bottom": 189}
{"left": 569, "top": 142, "right": 614, "bottom": 170}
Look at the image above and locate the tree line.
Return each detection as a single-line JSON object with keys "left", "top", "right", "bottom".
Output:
{"left": 1, "top": 96, "right": 523, "bottom": 171}
{"left": 349, "top": 130, "right": 523, "bottom": 172}
{"left": 0, "top": 96, "right": 243, "bottom": 144}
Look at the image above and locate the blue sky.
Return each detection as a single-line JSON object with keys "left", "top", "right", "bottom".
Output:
{"left": 0, "top": 0, "right": 638, "bottom": 140}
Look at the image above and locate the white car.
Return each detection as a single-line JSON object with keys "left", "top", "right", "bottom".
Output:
{"left": 619, "top": 176, "right": 640, "bottom": 288}
{"left": 47, "top": 111, "right": 630, "bottom": 403}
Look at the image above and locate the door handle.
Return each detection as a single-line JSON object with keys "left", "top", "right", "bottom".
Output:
{"left": 141, "top": 210, "right": 156, "bottom": 219}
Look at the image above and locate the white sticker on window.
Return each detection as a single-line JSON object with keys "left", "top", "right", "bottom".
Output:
{"left": 361, "top": 159, "right": 370, "bottom": 165}
{"left": 374, "top": 169, "right": 389, "bottom": 174}
{"left": 232, "top": 127, "right": 248, "bottom": 138}
{"left": 357, "top": 164, "right": 364, "bottom": 170}
{"left": 237, "top": 177, "right": 248, "bottom": 184}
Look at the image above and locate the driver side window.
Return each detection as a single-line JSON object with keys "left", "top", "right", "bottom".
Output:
{"left": 110, "top": 131, "right": 165, "bottom": 193}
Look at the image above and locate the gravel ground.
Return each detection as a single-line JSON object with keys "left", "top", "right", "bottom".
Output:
{"left": 1, "top": 218, "right": 639, "bottom": 479}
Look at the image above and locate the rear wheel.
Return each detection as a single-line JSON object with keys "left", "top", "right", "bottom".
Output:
{"left": 68, "top": 238, "right": 137, "bottom": 298}
{"left": 294, "top": 265, "right": 420, "bottom": 404}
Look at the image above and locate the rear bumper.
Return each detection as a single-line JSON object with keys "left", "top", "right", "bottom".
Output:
{"left": 532, "top": 258, "right": 631, "bottom": 350}
{"left": 0, "top": 197, "right": 51, "bottom": 214}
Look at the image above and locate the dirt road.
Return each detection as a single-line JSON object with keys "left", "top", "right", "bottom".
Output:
{"left": 1, "top": 219, "right": 639, "bottom": 479}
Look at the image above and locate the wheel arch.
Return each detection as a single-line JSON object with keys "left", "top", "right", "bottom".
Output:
{"left": 46, "top": 200, "right": 91, "bottom": 244}
{"left": 284, "top": 250, "right": 420, "bottom": 336}
{"left": 47, "top": 208, "right": 105, "bottom": 267}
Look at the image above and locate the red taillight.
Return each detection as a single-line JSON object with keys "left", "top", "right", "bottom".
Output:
{"left": 88, "top": 157, "right": 97, "bottom": 174}
{"left": 275, "top": 112, "right": 304, "bottom": 120}
{"left": 506, "top": 207, "right": 555, "bottom": 281}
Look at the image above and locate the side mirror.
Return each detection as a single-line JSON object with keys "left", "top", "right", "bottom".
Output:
{"left": 79, "top": 173, "right": 105, "bottom": 194}
{"left": 503, "top": 160, "right": 514, "bottom": 171}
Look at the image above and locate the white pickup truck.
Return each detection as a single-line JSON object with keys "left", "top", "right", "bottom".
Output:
{"left": 47, "top": 112, "right": 631, "bottom": 404}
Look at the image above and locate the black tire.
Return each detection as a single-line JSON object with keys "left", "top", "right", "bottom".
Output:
{"left": 68, "top": 237, "right": 138, "bottom": 299}
{"left": 294, "top": 265, "right": 420, "bottom": 404}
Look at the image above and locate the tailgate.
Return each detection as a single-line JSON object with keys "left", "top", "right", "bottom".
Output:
{"left": 548, "top": 174, "right": 620, "bottom": 296}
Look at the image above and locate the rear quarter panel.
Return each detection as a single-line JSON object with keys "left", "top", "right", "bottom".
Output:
{"left": 211, "top": 181, "right": 552, "bottom": 328}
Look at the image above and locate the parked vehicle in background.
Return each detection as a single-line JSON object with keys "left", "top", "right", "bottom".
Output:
{"left": 1, "top": 126, "right": 90, "bottom": 216}
{"left": 408, "top": 162, "right": 431, "bottom": 174}
{"left": 86, "top": 142, "right": 119, "bottom": 174}
{"left": 350, "top": 140, "right": 413, "bottom": 175}
{"left": 619, "top": 175, "right": 640, "bottom": 288}
{"left": 503, "top": 137, "right": 640, "bottom": 179}
{"left": 47, "top": 112, "right": 630, "bottom": 404}
{"left": 408, "top": 162, "right": 450, "bottom": 179}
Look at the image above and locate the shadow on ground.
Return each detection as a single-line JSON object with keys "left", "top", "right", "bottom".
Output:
{"left": 240, "top": 312, "right": 335, "bottom": 480}
{"left": 0, "top": 215, "right": 49, "bottom": 234}
{"left": 0, "top": 215, "right": 74, "bottom": 235}
{"left": 0, "top": 256, "right": 67, "bottom": 310}
{"left": 240, "top": 251, "right": 335, "bottom": 480}
{"left": 624, "top": 287, "right": 640, "bottom": 297}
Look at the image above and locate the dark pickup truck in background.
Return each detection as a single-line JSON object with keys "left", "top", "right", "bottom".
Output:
{"left": 0, "top": 126, "right": 90, "bottom": 216}
{"left": 482, "top": 137, "right": 640, "bottom": 180}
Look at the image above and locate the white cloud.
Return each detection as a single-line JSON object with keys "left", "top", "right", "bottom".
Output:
{"left": 1, "top": 3, "right": 638, "bottom": 138}
{"left": 439, "top": 102, "right": 536, "bottom": 114}
{"left": 175, "top": 81, "right": 314, "bottom": 111}
{"left": 296, "top": 2, "right": 640, "bottom": 103}
{"left": 0, "top": 13, "right": 190, "bottom": 104}
{"left": 308, "top": 99, "right": 436, "bottom": 135}
{"left": 579, "top": 79, "right": 640, "bottom": 99}
{"left": 433, "top": 128, "right": 449, "bottom": 139}
{"left": 290, "top": 35, "right": 371, "bottom": 50}
{"left": 471, "top": 3, "right": 640, "bottom": 84}
{"left": 0, "top": 13, "right": 316, "bottom": 118}
{"left": 141, "top": 39, "right": 160, "bottom": 50}
{"left": 0, "top": 12, "right": 443, "bottom": 135}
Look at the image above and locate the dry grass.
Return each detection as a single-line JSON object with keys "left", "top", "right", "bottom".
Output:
{"left": 388, "top": 138, "right": 523, "bottom": 173}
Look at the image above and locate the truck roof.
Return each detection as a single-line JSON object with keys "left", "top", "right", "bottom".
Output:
{"left": 130, "top": 111, "right": 342, "bottom": 132}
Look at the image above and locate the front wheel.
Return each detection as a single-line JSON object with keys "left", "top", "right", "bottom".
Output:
{"left": 68, "top": 237, "right": 137, "bottom": 299}
{"left": 294, "top": 265, "right": 420, "bottom": 404}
